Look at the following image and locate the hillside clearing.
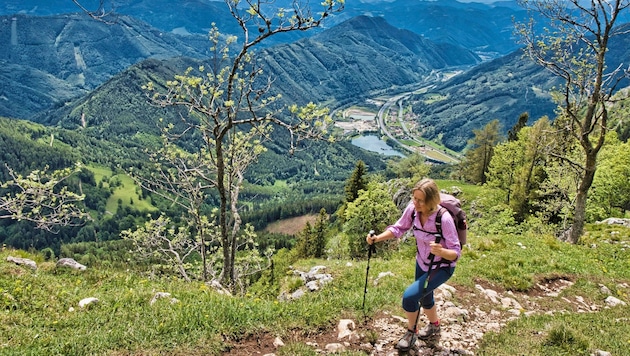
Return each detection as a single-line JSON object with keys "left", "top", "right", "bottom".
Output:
{"left": 264, "top": 214, "right": 319, "bottom": 236}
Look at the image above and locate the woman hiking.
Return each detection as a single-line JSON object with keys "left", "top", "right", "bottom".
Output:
{"left": 366, "top": 178, "right": 461, "bottom": 351}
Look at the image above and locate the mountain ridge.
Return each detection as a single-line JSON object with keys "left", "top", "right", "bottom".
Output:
{"left": 0, "top": 12, "right": 209, "bottom": 119}
{"left": 32, "top": 15, "right": 480, "bottom": 135}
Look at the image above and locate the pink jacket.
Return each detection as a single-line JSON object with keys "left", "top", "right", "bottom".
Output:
{"left": 386, "top": 202, "right": 461, "bottom": 270}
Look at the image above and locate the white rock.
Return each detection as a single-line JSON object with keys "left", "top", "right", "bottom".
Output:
{"left": 78, "top": 297, "right": 99, "bottom": 308}
{"left": 273, "top": 336, "right": 284, "bottom": 348}
{"left": 604, "top": 296, "right": 626, "bottom": 307}
{"left": 6, "top": 256, "right": 37, "bottom": 270}
{"left": 308, "top": 265, "right": 327, "bottom": 275}
{"left": 599, "top": 284, "right": 612, "bottom": 295}
{"left": 305, "top": 281, "right": 320, "bottom": 292}
{"left": 150, "top": 292, "right": 172, "bottom": 305}
{"left": 440, "top": 284, "right": 457, "bottom": 293}
{"left": 325, "top": 343, "right": 345, "bottom": 353}
{"left": 337, "top": 319, "right": 356, "bottom": 339}
{"left": 291, "top": 289, "right": 305, "bottom": 300}
{"left": 56, "top": 258, "right": 86, "bottom": 271}
{"left": 484, "top": 289, "right": 500, "bottom": 303}
{"left": 374, "top": 271, "right": 395, "bottom": 285}
{"left": 507, "top": 309, "right": 521, "bottom": 316}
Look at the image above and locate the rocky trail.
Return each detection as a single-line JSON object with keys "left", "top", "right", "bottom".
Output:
{"left": 227, "top": 276, "right": 627, "bottom": 355}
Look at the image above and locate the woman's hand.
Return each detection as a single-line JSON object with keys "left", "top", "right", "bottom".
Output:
{"left": 366, "top": 233, "right": 376, "bottom": 245}
{"left": 429, "top": 242, "right": 444, "bottom": 256}
{"left": 430, "top": 242, "right": 457, "bottom": 261}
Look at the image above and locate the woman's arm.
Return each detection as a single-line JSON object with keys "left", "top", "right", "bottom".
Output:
{"left": 366, "top": 229, "right": 395, "bottom": 245}
{"left": 429, "top": 242, "right": 458, "bottom": 261}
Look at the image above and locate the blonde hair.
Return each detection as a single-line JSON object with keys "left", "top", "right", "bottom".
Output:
{"left": 412, "top": 178, "right": 441, "bottom": 211}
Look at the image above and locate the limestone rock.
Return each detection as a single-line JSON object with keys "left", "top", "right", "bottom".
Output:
{"left": 78, "top": 297, "right": 99, "bottom": 308}
{"left": 6, "top": 256, "right": 37, "bottom": 270}
{"left": 150, "top": 292, "right": 179, "bottom": 305}
{"left": 56, "top": 258, "right": 86, "bottom": 271}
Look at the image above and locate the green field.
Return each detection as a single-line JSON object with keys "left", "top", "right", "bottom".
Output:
{"left": 88, "top": 164, "right": 155, "bottom": 215}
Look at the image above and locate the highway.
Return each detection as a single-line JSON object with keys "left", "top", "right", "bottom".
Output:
{"left": 375, "top": 90, "right": 460, "bottom": 164}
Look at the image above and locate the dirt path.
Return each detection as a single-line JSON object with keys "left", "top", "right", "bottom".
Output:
{"left": 225, "top": 277, "right": 592, "bottom": 355}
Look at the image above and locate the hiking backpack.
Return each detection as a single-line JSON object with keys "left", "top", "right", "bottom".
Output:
{"left": 411, "top": 193, "right": 468, "bottom": 246}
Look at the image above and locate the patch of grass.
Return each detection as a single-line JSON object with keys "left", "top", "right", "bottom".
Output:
{"left": 478, "top": 307, "right": 630, "bottom": 355}
{"left": 0, "top": 248, "right": 409, "bottom": 355}
{"left": 277, "top": 343, "right": 318, "bottom": 356}
{"left": 87, "top": 164, "right": 155, "bottom": 214}
{"left": 2, "top": 208, "right": 629, "bottom": 355}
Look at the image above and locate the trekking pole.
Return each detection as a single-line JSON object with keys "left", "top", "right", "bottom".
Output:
{"left": 362, "top": 230, "right": 376, "bottom": 313}
{"left": 413, "top": 235, "right": 442, "bottom": 331}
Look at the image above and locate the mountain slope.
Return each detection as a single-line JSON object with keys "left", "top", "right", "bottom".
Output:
{"left": 0, "top": 60, "right": 86, "bottom": 120}
{"left": 0, "top": 13, "right": 208, "bottom": 119}
{"left": 257, "top": 16, "right": 480, "bottom": 107}
{"left": 0, "top": 0, "right": 534, "bottom": 57}
{"left": 412, "top": 22, "right": 630, "bottom": 151}
{"left": 326, "top": 0, "right": 534, "bottom": 57}
{"left": 34, "top": 15, "right": 480, "bottom": 132}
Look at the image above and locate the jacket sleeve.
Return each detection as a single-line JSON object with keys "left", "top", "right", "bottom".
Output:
{"left": 386, "top": 202, "right": 415, "bottom": 238}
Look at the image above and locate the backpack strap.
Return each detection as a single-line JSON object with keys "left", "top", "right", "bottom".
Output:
{"left": 411, "top": 207, "right": 447, "bottom": 270}
{"left": 411, "top": 207, "right": 446, "bottom": 238}
{"left": 435, "top": 207, "right": 444, "bottom": 237}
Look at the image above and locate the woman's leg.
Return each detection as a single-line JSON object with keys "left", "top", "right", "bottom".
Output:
{"left": 402, "top": 266, "right": 455, "bottom": 329}
{"left": 416, "top": 267, "right": 455, "bottom": 338}
{"left": 423, "top": 304, "right": 438, "bottom": 323}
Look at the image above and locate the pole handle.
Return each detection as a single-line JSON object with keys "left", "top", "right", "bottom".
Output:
{"left": 368, "top": 230, "right": 376, "bottom": 254}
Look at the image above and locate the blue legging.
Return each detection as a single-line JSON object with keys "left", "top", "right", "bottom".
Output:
{"left": 402, "top": 262, "right": 455, "bottom": 312}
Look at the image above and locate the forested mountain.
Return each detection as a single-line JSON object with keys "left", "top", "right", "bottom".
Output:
{"left": 0, "top": 0, "right": 533, "bottom": 57}
{"left": 256, "top": 15, "right": 480, "bottom": 108}
{"left": 337, "top": 0, "right": 533, "bottom": 56}
{"left": 0, "top": 13, "right": 209, "bottom": 119}
{"left": 412, "top": 49, "right": 559, "bottom": 151}
{"left": 32, "top": 15, "right": 480, "bottom": 136}
{"left": 410, "top": 22, "right": 630, "bottom": 151}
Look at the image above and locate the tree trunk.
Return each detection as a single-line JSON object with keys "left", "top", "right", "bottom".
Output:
{"left": 567, "top": 151, "right": 598, "bottom": 244}
{"left": 198, "top": 214, "right": 207, "bottom": 281}
{"left": 216, "top": 138, "right": 233, "bottom": 289}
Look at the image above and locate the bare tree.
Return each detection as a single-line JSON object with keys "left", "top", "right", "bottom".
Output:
{"left": 121, "top": 215, "right": 202, "bottom": 282}
{"left": 136, "top": 0, "right": 343, "bottom": 291}
{"left": 516, "top": 0, "right": 630, "bottom": 243}
{"left": 71, "top": 0, "right": 117, "bottom": 24}
{"left": 0, "top": 164, "right": 91, "bottom": 232}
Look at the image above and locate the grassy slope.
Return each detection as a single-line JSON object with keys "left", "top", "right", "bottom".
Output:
{"left": 88, "top": 164, "right": 155, "bottom": 214}
{"left": 1, "top": 181, "right": 629, "bottom": 355}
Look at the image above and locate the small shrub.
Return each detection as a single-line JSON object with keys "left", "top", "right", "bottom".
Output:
{"left": 364, "top": 329, "right": 379, "bottom": 346}
{"left": 543, "top": 235, "right": 563, "bottom": 251}
{"left": 41, "top": 248, "right": 55, "bottom": 261}
{"left": 284, "top": 276, "right": 304, "bottom": 293}
{"left": 544, "top": 324, "right": 590, "bottom": 355}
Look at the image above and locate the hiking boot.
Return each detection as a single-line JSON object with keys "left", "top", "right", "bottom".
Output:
{"left": 417, "top": 322, "right": 441, "bottom": 340}
{"left": 395, "top": 329, "right": 417, "bottom": 350}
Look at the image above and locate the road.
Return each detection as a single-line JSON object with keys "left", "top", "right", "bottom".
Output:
{"left": 375, "top": 88, "right": 460, "bottom": 164}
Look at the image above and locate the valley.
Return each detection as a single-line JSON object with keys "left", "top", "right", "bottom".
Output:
{"left": 1, "top": 1, "right": 630, "bottom": 355}
{"left": 339, "top": 69, "right": 467, "bottom": 163}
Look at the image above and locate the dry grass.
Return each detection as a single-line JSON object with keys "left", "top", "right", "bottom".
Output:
{"left": 263, "top": 214, "right": 319, "bottom": 235}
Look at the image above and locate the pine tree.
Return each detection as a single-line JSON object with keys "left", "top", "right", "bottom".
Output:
{"left": 312, "top": 208, "right": 329, "bottom": 258}
{"left": 461, "top": 119, "right": 502, "bottom": 184}
{"left": 345, "top": 160, "right": 368, "bottom": 203}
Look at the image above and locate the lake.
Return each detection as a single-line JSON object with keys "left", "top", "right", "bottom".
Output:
{"left": 351, "top": 135, "right": 405, "bottom": 157}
